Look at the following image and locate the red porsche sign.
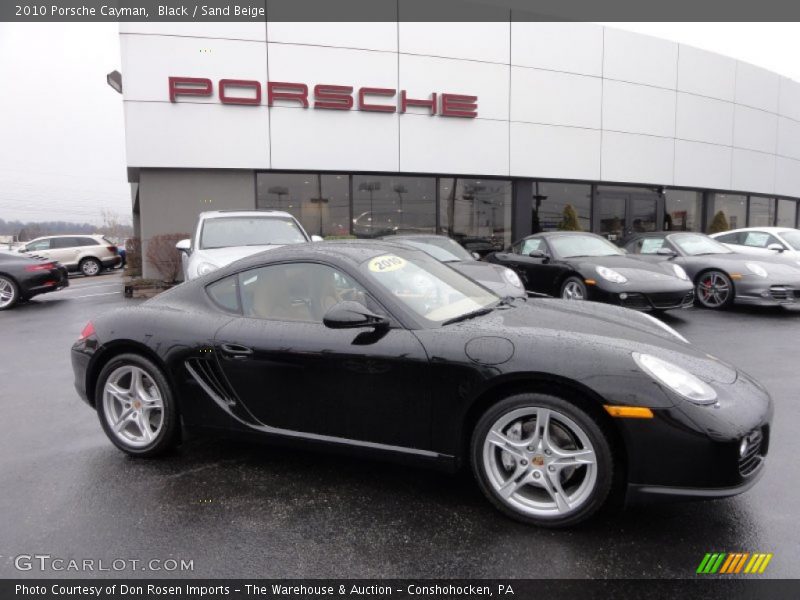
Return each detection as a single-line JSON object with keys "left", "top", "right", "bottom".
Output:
{"left": 168, "top": 77, "right": 478, "bottom": 118}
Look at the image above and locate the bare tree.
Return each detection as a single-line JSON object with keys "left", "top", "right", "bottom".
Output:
{"left": 145, "top": 233, "right": 189, "bottom": 283}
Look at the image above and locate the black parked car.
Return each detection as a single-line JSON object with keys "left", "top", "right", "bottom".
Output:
{"left": 0, "top": 251, "right": 68, "bottom": 310}
{"left": 621, "top": 232, "right": 800, "bottom": 309}
{"left": 485, "top": 232, "right": 694, "bottom": 311}
{"left": 381, "top": 234, "right": 526, "bottom": 298}
{"left": 72, "top": 242, "right": 771, "bottom": 527}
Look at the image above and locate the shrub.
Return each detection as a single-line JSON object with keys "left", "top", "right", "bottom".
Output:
{"left": 558, "top": 204, "right": 582, "bottom": 231}
{"left": 707, "top": 211, "right": 729, "bottom": 234}
{"left": 145, "top": 233, "right": 189, "bottom": 283}
{"left": 125, "top": 237, "right": 142, "bottom": 277}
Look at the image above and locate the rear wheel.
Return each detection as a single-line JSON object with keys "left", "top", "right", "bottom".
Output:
{"left": 96, "top": 353, "right": 179, "bottom": 457}
{"left": 0, "top": 275, "right": 19, "bottom": 310}
{"left": 561, "top": 276, "right": 587, "bottom": 301}
{"left": 471, "top": 393, "right": 614, "bottom": 527}
{"left": 80, "top": 257, "right": 102, "bottom": 276}
{"left": 695, "top": 270, "right": 734, "bottom": 309}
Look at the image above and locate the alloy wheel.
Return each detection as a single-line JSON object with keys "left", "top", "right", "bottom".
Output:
{"left": 481, "top": 407, "right": 598, "bottom": 518}
{"left": 82, "top": 259, "right": 101, "bottom": 276}
{"left": 102, "top": 365, "right": 165, "bottom": 448}
{"left": 0, "top": 276, "right": 17, "bottom": 309}
{"left": 562, "top": 281, "right": 585, "bottom": 300}
{"left": 696, "top": 271, "right": 731, "bottom": 308}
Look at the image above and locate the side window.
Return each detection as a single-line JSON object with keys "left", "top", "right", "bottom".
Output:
{"left": 206, "top": 275, "right": 240, "bottom": 313}
{"left": 714, "top": 232, "right": 739, "bottom": 244}
{"left": 51, "top": 238, "right": 73, "bottom": 249}
{"left": 519, "top": 238, "right": 543, "bottom": 255}
{"left": 238, "top": 263, "right": 372, "bottom": 323}
{"left": 743, "top": 232, "right": 779, "bottom": 248}
{"left": 26, "top": 239, "right": 51, "bottom": 251}
{"left": 78, "top": 237, "right": 101, "bottom": 246}
{"left": 639, "top": 237, "right": 666, "bottom": 254}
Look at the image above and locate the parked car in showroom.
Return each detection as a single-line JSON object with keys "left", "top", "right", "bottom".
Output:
{"left": 710, "top": 227, "right": 800, "bottom": 264}
{"left": 19, "top": 235, "right": 121, "bottom": 276}
{"left": 380, "top": 234, "right": 526, "bottom": 298}
{"left": 622, "top": 231, "right": 800, "bottom": 309}
{"left": 72, "top": 241, "right": 771, "bottom": 527}
{"left": 0, "top": 251, "right": 68, "bottom": 310}
{"left": 484, "top": 232, "right": 694, "bottom": 311}
{"left": 177, "top": 210, "right": 322, "bottom": 281}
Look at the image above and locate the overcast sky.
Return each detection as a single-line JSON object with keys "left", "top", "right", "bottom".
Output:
{"left": 1, "top": 22, "right": 799, "bottom": 226}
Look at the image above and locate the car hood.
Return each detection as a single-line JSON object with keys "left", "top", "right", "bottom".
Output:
{"left": 193, "top": 245, "right": 285, "bottom": 267}
{"left": 690, "top": 253, "right": 800, "bottom": 277}
{"left": 568, "top": 254, "right": 682, "bottom": 282}
{"left": 449, "top": 261, "right": 526, "bottom": 297}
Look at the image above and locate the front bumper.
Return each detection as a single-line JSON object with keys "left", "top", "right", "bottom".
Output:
{"left": 734, "top": 281, "right": 800, "bottom": 306}
{"left": 627, "top": 464, "right": 765, "bottom": 504}
{"left": 591, "top": 286, "right": 695, "bottom": 311}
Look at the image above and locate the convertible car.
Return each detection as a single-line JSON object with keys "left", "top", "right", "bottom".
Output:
{"left": 485, "top": 232, "right": 694, "bottom": 311}
{"left": 622, "top": 232, "right": 800, "bottom": 309}
{"left": 72, "top": 241, "right": 771, "bottom": 527}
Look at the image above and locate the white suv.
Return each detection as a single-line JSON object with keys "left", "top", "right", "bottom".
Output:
{"left": 176, "top": 210, "right": 321, "bottom": 281}
{"left": 20, "top": 234, "right": 121, "bottom": 276}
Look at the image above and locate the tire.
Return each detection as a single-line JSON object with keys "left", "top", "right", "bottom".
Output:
{"left": 471, "top": 393, "right": 614, "bottom": 527}
{"left": 694, "top": 270, "right": 734, "bottom": 309}
{"left": 0, "top": 275, "right": 19, "bottom": 311}
{"left": 80, "top": 257, "right": 102, "bottom": 277}
{"left": 560, "top": 276, "right": 587, "bottom": 301}
{"left": 95, "top": 353, "right": 179, "bottom": 457}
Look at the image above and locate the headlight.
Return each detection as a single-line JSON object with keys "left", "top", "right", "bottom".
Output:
{"left": 595, "top": 265, "right": 627, "bottom": 284}
{"left": 672, "top": 264, "right": 689, "bottom": 281}
{"left": 502, "top": 268, "right": 523, "bottom": 288}
{"left": 746, "top": 262, "right": 768, "bottom": 278}
{"left": 196, "top": 262, "right": 219, "bottom": 276}
{"left": 633, "top": 352, "right": 717, "bottom": 405}
{"left": 639, "top": 313, "right": 689, "bottom": 344}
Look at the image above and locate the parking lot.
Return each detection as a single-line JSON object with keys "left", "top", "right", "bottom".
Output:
{"left": 1, "top": 273, "right": 798, "bottom": 579}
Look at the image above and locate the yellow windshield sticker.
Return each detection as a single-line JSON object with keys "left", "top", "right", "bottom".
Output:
{"left": 368, "top": 255, "right": 407, "bottom": 273}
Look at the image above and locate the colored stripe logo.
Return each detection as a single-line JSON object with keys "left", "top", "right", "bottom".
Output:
{"left": 697, "top": 552, "right": 773, "bottom": 574}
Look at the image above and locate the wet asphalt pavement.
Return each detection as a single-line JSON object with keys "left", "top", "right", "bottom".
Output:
{"left": 1, "top": 272, "right": 798, "bottom": 579}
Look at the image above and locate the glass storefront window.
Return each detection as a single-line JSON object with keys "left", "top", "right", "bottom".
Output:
{"left": 776, "top": 199, "right": 797, "bottom": 228}
{"left": 711, "top": 193, "right": 747, "bottom": 231}
{"left": 439, "top": 178, "right": 512, "bottom": 255}
{"left": 352, "top": 175, "right": 436, "bottom": 238}
{"left": 256, "top": 173, "right": 350, "bottom": 237}
{"left": 664, "top": 190, "right": 703, "bottom": 232}
{"left": 748, "top": 197, "right": 776, "bottom": 228}
{"left": 531, "top": 182, "right": 591, "bottom": 232}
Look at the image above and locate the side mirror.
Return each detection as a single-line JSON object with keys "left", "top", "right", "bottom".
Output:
{"left": 175, "top": 239, "right": 191, "bottom": 254}
{"left": 656, "top": 247, "right": 677, "bottom": 256}
{"left": 528, "top": 250, "right": 547, "bottom": 259}
{"left": 471, "top": 252, "right": 481, "bottom": 260}
{"left": 323, "top": 301, "right": 389, "bottom": 331}
{"left": 311, "top": 235, "right": 324, "bottom": 242}
{"left": 767, "top": 243, "right": 785, "bottom": 253}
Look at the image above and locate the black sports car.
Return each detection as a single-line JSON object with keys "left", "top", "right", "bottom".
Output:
{"left": 0, "top": 250, "right": 69, "bottom": 310}
{"left": 72, "top": 241, "right": 771, "bottom": 527}
{"left": 485, "top": 232, "right": 694, "bottom": 311}
{"left": 381, "top": 234, "right": 526, "bottom": 298}
{"left": 621, "top": 232, "right": 800, "bottom": 309}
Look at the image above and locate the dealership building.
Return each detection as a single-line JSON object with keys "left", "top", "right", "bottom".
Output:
{"left": 117, "top": 21, "right": 800, "bottom": 278}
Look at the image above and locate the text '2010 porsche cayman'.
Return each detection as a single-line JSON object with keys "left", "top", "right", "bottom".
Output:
{"left": 72, "top": 241, "right": 771, "bottom": 527}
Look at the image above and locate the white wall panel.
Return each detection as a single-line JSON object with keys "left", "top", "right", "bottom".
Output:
{"left": 400, "top": 116, "right": 508, "bottom": 176}
{"left": 777, "top": 117, "right": 800, "bottom": 161}
{"left": 776, "top": 156, "right": 800, "bottom": 197}
{"left": 603, "top": 28, "right": 678, "bottom": 89}
{"left": 602, "top": 80, "right": 675, "bottom": 138}
{"left": 510, "top": 68, "right": 601, "bottom": 129}
{"left": 510, "top": 22, "right": 603, "bottom": 77}
{"left": 675, "top": 93, "right": 733, "bottom": 146}
{"left": 733, "top": 105, "right": 778, "bottom": 154}
{"left": 270, "top": 107, "right": 398, "bottom": 171}
{"left": 124, "top": 102, "right": 269, "bottom": 168}
{"left": 510, "top": 123, "right": 600, "bottom": 180}
{"left": 731, "top": 149, "right": 775, "bottom": 194}
{"left": 400, "top": 54, "right": 508, "bottom": 121}
{"left": 778, "top": 77, "right": 800, "bottom": 122}
{"left": 120, "top": 22, "right": 267, "bottom": 41}
{"left": 674, "top": 140, "right": 731, "bottom": 189}
{"left": 268, "top": 43, "right": 397, "bottom": 94}
{"left": 267, "top": 22, "right": 397, "bottom": 51}
{"left": 121, "top": 34, "right": 267, "bottom": 103}
{"left": 399, "top": 22, "right": 509, "bottom": 64}
{"left": 677, "top": 45, "right": 736, "bottom": 101}
{"left": 735, "top": 62, "right": 780, "bottom": 113}
{"left": 601, "top": 131, "right": 674, "bottom": 184}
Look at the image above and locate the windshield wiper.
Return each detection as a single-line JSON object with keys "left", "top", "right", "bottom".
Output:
{"left": 441, "top": 307, "right": 494, "bottom": 326}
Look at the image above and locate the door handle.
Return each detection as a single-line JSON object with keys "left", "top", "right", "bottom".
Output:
{"left": 220, "top": 343, "right": 253, "bottom": 358}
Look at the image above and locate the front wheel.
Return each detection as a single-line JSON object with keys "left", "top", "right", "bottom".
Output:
{"left": 561, "top": 276, "right": 587, "bottom": 301}
{"left": 96, "top": 353, "right": 179, "bottom": 457}
{"left": 471, "top": 393, "right": 614, "bottom": 527}
{"left": 695, "top": 270, "right": 734, "bottom": 309}
{"left": 0, "top": 275, "right": 19, "bottom": 310}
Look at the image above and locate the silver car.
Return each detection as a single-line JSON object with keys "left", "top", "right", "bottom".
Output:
{"left": 710, "top": 227, "right": 800, "bottom": 266}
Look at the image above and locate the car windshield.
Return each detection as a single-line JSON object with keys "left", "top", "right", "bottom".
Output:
{"left": 549, "top": 234, "right": 624, "bottom": 258}
{"left": 671, "top": 233, "right": 732, "bottom": 256}
{"left": 394, "top": 237, "right": 474, "bottom": 262}
{"left": 200, "top": 216, "right": 307, "bottom": 249}
{"left": 360, "top": 251, "right": 498, "bottom": 325}
{"left": 780, "top": 230, "right": 800, "bottom": 250}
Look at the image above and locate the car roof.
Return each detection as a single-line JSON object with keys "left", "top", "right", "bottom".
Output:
{"left": 382, "top": 233, "right": 451, "bottom": 241}
{"left": 527, "top": 231, "right": 602, "bottom": 239}
{"left": 198, "top": 209, "right": 294, "bottom": 219}
{"left": 28, "top": 234, "right": 103, "bottom": 240}
{"left": 710, "top": 226, "right": 795, "bottom": 234}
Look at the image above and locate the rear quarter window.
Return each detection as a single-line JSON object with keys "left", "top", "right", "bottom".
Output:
{"left": 206, "top": 275, "right": 241, "bottom": 313}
